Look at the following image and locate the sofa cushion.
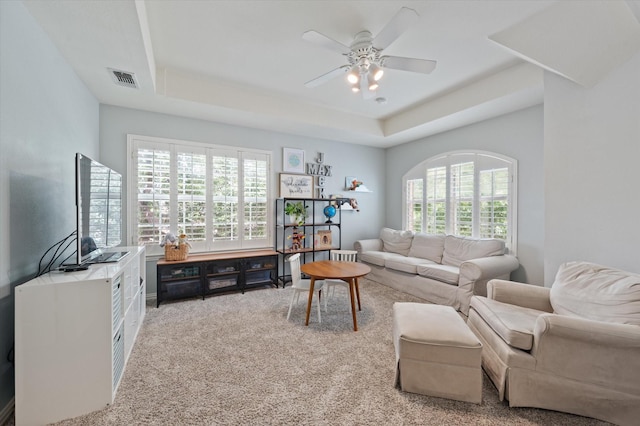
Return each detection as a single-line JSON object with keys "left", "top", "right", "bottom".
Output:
{"left": 550, "top": 261, "right": 640, "bottom": 326}
{"left": 380, "top": 228, "right": 413, "bottom": 256}
{"left": 407, "top": 233, "right": 445, "bottom": 263}
{"left": 360, "top": 251, "right": 407, "bottom": 267}
{"left": 442, "top": 235, "right": 505, "bottom": 267}
{"left": 470, "top": 296, "right": 545, "bottom": 351}
{"left": 416, "top": 264, "right": 460, "bottom": 285}
{"left": 386, "top": 257, "right": 437, "bottom": 274}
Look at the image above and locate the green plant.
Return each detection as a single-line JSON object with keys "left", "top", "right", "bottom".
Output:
{"left": 284, "top": 201, "right": 308, "bottom": 224}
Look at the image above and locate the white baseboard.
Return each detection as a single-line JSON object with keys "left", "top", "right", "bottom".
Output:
{"left": 0, "top": 397, "right": 14, "bottom": 425}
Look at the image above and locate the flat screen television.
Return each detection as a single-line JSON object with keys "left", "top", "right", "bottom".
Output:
{"left": 75, "top": 153, "right": 127, "bottom": 265}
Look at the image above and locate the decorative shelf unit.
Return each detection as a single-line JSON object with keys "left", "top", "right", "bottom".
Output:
{"left": 275, "top": 197, "right": 345, "bottom": 286}
{"left": 15, "top": 246, "right": 146, "bottom": 425}
{"left": 156, "top": 249, "right": 278, "bottom": 306}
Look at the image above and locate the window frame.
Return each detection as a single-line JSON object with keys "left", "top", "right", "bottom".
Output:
{"left": 127, "top": 134, "right": 273, "bottom": 256}
{"left": 402, "top": 150, "right": 518, "bottom": 254}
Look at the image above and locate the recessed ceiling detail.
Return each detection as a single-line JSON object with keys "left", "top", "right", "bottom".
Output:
{"left": 23, "top": 1, "right": 639, "bottom": 147}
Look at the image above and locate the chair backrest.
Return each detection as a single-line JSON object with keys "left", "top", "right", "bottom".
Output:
{"left": 330, "top": 249, "right": 357, "bottom": 262}
{"left": 286, "top": 253, "right": 303, "bottom": 288}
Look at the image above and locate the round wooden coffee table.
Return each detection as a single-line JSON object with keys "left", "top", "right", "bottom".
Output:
{"left": 300, "top": 260, "right": 371, "bottom": 331}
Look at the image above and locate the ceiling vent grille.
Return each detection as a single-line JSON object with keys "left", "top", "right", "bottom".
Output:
{"left": 108, "top": 68, "right": 138, "bottom": 89}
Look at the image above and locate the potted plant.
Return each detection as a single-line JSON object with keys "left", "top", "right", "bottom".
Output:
{"left": 284, "top": 201, "right": 308, "bottom": 225}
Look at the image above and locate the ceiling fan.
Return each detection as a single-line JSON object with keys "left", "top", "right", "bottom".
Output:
{"left": 302, "top": 7, "right": 437, "bottom": 98}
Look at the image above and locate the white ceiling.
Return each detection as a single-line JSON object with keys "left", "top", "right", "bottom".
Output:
{"left": 22, "top": 0, "right": 640, "bottom": 148}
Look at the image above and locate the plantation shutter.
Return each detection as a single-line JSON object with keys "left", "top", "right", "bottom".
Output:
{"left": 135, "top": 147, "right": 171, "bottom": 246}
{"left": 242, "top": 152, "right": 270, "bottom": 248}
{"left": 450, "top": 161, "right": 474, "bottom": 236}
{"left": 402, "top": 150, "right": 517, "bottom": 254}
{"left": 405, "top": 179, "right": 423, "bottom": 232}
{"left": 128, "top": 135, "right": 272, "bottom": 254}
{"left": 479, "top": 167, "right": 509, "bottom": 239}
{"left": 210, "top": 149, "right": 239, "bottom": 249}
{"left": 425, "top": 166, "right": 446, "bottom": 234}
{"left": 177, "top": 149, "right": 207, "bottom": 251}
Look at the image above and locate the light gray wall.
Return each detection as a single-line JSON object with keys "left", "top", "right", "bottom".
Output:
{"left": 385, "top": 106, "right": 545, "bottom": 285}
{"left": 543, "top": 51, "right": 640, "bottom": 284}
{"left": 99, "top": 105, "right": 386, "bottom": 294}
{"left": 0, "top": 0, "right": 99, "bottom": 412}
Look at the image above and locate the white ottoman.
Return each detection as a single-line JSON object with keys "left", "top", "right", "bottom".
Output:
{"left": 393, "top": 302, "right": 483, "bottom": 403}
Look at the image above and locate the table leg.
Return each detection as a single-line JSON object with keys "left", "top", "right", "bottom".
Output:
{"left": 348, "top": 278, "right": 358, "bottom": 332}
{"left": 305, "top": 278, "right": 315, "bottom": 326}
{"left": 354, "top": 278, "right": 361, "bottom": 311}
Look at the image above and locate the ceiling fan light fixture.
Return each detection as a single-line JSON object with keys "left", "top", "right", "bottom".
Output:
{"left": 351, "top": 82, "right": 360, "bottom": 93}
{"left": 346, "top": 66, "right": 360, "bottom": 84}
{"left": 367, "top": 73, "right": 379, "bottom": 91}
{"left": 370, "top": 63, "right": 384, "bottom": 81}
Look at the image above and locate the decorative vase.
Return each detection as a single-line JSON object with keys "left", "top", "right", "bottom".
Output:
{"left": 289, "top": 215, "right": 304, "bottom": 226}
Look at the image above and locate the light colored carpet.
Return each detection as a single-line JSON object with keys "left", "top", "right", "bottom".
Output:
{"left": 47, "top": 279, "right": 608, "bottom": 425}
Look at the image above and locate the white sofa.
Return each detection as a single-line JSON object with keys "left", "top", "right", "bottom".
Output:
{"left": 354, "top": 228, "right": 519, "bottom": 314}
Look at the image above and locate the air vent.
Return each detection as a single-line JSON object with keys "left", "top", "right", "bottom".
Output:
{"left": 108, "top": 68, "right": 138, "bottom": 89}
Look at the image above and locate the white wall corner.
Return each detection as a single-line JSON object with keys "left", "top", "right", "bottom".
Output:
{"left": 489, "top": 0, "right": 640, "bottom": 88}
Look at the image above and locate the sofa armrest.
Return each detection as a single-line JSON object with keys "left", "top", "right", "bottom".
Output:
{"left": 532, "top": 314, "right": 640, "bottom": 392}
{"left": 486, "top": 279, "right": 552, "bottom": 312}
{"left": 460, "top": 255, "right": 519, "bottom": 282}
{"left": 354, "top": 238, "right": 383, "bottom": 254}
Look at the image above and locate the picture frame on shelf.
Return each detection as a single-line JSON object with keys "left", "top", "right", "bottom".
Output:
{"left": 279, "top": 173, "right": 313, "bottom": 198}
{"left": 315, "top": 230, "right": 332, "bottom": 249}
{"left": 345, "top": 176, "right": 372, "bottom": 192}
{"left": 283, "top": 148, "right": 305, "bottom": 173}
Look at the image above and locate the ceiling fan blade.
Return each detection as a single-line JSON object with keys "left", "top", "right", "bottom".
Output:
{"left": 302, "top": 30, "right": 351, "bottom": 55}
{"left": 372, "top": 7, "right": 419, "bottom": 49}
{"left": 381, "top": 56, "right": 437, "bottom": 74}
{"left": 304, "top": 65, "right": 350, "bottom": 88}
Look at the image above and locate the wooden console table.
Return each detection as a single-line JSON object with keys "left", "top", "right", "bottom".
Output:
{"left": 156, "top": 249, "right": 278, "bottom": 306}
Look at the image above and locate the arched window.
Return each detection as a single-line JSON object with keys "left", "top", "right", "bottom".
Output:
{"left": 403, "top": 150, "right": 517, "bottom": 254}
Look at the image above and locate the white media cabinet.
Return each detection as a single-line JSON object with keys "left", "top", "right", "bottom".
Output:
{"left": 15, "top": 246, "right": 146, "bottom": 425}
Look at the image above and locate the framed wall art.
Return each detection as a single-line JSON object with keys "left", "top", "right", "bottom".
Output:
{"left": 283, "top": 148, "right": 305, "bottom": 173}
{"left": 279, "top": 173, "right": 313, "bottom": 198}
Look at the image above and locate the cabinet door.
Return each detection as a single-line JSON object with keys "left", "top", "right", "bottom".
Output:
{"left": 159, "top": 264, "right": 202, "bottom": 301}
{"left": 205, "top": 260, "right": 241, "bottom": 293}
{"left": 244, "top": 256, "right": 277, "bottom": 288}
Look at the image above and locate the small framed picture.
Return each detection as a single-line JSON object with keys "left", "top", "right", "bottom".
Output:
{"left": 315, "top": 230, "right": 332, "bottom": 249}
{"left": 283, "top": 148, "right": 305, "bottom": 173}
{"left": 279, "top": 173, "right": 314, "bottom": 198}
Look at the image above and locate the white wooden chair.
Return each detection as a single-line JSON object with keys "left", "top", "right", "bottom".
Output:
{"left": 324, "top": 250, "right": 358, "bottom": 311}
{"left": 286, "top": 253, "right": 324, "bottom": 323}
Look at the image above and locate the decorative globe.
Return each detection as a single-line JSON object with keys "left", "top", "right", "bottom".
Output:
{"left": 323, "top": 205, "right": 337, "bottom": 223}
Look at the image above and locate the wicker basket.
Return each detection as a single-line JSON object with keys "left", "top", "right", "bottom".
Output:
{"left": 164, "top": 244, "right": 189, "bottom": 261}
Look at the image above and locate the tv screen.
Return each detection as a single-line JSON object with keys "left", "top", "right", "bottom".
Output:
{"left": 75, "top": 153, "right": 123, "bottom": 265}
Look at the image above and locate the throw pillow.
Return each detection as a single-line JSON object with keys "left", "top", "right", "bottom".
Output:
{"left": 408, "top": 233, "right": 445, "bottom": 263}
{"left": 442, "top": 235, "right": 505, "bottom": 267}
{"left": 550, "top": 261, "right": 640, "bottom": 326}
{"left": 380, "top": 228, "right": 413, "bottom": 256}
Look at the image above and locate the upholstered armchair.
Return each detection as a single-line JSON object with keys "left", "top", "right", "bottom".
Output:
{"left": 467, "top": 261, "right": 640, "bottom": 426}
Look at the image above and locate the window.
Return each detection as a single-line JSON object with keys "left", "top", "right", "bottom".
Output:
{"left": 128, "top": 135, "right": 272, "bottom": 255}
{"left": 403, "top": 151, "right": 517, "bottom": 253}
